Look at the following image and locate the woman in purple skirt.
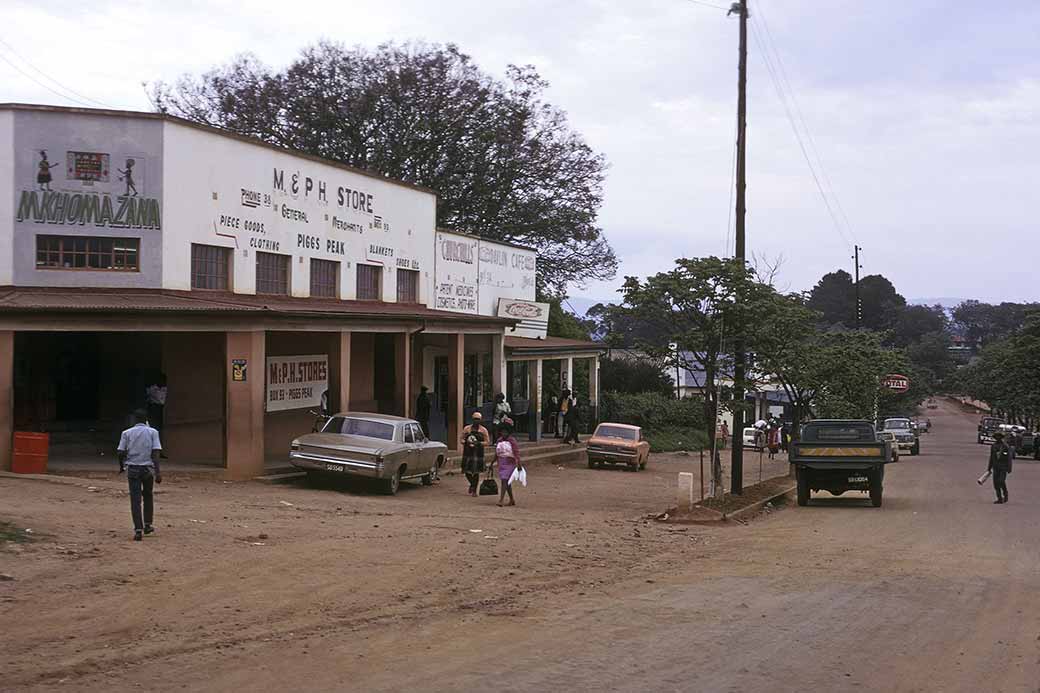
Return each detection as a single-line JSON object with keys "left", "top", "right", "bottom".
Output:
{"left": 494, "top": 419, "right": 522, "bottom": 507}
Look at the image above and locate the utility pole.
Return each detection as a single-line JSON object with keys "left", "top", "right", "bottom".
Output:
{"left": 853, "top": 245, "right": 863, "bottom": 327}
{"left": 729, "top": 0, "right": 749, "bottom": 495}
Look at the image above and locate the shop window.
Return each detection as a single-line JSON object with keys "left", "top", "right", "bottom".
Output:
{"left": 190, "top": 244, "right": 231, "bottom": 290}
{"left": 357, "top": 264, "right": 382, "bottom": 300}
{"left": 310, "top": 258, "right": 339, "bottom": 298}
{"left": 397, "top": 268, "right": 419, "bottom": 303}
{"left": 256, "top": 251, "right": 290, "bottom": 295}
{"left": 36, "top": 235, "right": 139, "bottom": 271}
{"left": 507, "top": 360, "right": 529, "bottom": 401}
{"left": 464, "top": 353, "right": 479, "bottom": 407}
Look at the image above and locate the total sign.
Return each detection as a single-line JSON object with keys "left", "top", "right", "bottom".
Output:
{"left": 881, "top": 374, "right": 911, "bottom": 393}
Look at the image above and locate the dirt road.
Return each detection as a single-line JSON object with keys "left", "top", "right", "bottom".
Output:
{"left": 2, "top": 401, "right": 1039, "bottom": 691}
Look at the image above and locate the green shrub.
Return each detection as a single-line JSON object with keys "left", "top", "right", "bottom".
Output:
{"left": 599, "top": 391, "right": 706, "bottom": 431}
{"left": 645, "top": 426, "right": 709, "bottom": 453}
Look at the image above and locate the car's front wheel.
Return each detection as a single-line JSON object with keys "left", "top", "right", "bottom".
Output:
{"left": 383, "top": 468, "right": 401, "bottom": 495}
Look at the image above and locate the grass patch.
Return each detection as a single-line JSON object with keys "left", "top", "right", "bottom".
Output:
{"left": 0, "top": 520, "right": 37, "bottom": 546}
{"left": 646, "top": 427, "right": 709, "bottom": 453}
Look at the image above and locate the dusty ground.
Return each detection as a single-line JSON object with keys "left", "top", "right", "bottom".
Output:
{"left": 2, "top": 401, "right": 1039, "bottom": 692}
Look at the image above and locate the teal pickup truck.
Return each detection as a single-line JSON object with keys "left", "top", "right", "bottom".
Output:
{"left": 790, "top": 420, "right": 895, "bottom": 508}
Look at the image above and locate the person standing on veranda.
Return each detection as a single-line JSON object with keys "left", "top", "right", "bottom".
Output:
{"left": 145, "top": 373, "right": 167, "bottom": 458}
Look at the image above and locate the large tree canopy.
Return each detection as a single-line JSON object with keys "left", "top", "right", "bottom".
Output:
{"left": 151, "top": 41, "right": 616, "bottom": 296}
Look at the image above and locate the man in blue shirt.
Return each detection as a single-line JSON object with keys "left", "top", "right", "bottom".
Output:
{"left": 117, "top": 409, "right": 163, "bottom": 541}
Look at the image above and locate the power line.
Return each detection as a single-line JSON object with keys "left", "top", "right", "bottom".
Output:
{"left": 684, "top": 0, "right": 732, "bottom": 10}
{"left": 0, "top": 35, "right": 114, "bottom": 109}
{"left": 748, "top": 19, "right": 853, "bottom": 251}
{"left": 752, "top": 2, "right": 859, "bottom": 246}
{"left": 0, "top": 52, "right": 97, "bottom": 108}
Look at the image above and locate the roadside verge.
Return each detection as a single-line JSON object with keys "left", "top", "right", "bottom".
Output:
{"left": 655, "top": 475, "right": 796, "bottom": 524}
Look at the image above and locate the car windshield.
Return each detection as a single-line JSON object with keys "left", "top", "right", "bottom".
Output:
{"left": 595, "top": 425, "right": 637, "bottom": 441}
{"left": 803, "top": 423, "right": 875, "bottom": 442}
{"left": 885, "top": 420, "right": 910, "bottom": 430}
{"left": 323, "top": 417, "right": 395, "bottom": 441}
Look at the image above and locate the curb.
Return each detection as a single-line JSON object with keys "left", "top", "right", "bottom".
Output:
{"left": 722, "top": 481, "right": 797, "bottom": 522}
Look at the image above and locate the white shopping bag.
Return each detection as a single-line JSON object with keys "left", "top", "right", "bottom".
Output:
{"left": 509, "top": 466, "right": 528, "bottom": 487}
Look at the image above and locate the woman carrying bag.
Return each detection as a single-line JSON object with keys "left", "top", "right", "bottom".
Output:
{"left": 493, "top": 418, "right": 523, "bottom": 507}
{"left": 461, "top": 412, "right": 491, "bottom": 496}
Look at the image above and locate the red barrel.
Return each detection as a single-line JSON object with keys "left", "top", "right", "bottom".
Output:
{"left": 12, "top": 432, "right": 49, "bottom": 474}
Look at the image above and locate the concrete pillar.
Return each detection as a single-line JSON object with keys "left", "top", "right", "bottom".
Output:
{"left": 491, "top": 333, "right": 505, "bottom": 400}
{"left": 225, "top": 331, "right": 265, "bottom": 479}
{"left": 410, "top": 335, "right": 423, "bottom": 418}
{"left": 677, "top": 471, "right": 695, "bottom": 511}
{"left": 328, "top": 331, "right": 351, "bottom": 413}
{"left": 528, "top": 358, "right": 543, "bottom": 442}
{"left": 446, "top": 333, "right": 465, "bottom": 452}
{"left": 588, "top": 355, "right": 600, "bottom": 426}
{"left": 394, "top": 332, "right": 410, "bottom": 418}
{"left": 0, "top": 331, "right": 12, "bottom": 472}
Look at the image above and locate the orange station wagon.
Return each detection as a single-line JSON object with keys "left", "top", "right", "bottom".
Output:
{"left": 586, "top": 423, "right": 650, "bottom": 471}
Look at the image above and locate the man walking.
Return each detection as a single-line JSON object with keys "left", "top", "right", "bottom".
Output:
{"left": 988, "top": 430, "right": 1012, "bottom": 504}
{"left": 117, "top": 409, "right": 163, "bottom": 540}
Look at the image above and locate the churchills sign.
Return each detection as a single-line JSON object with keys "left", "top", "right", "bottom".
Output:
{"left": 15, "top": 189, "right": 162, "bottom": 230}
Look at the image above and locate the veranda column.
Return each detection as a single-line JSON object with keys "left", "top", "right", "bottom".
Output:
{"left": 0, "top": 331, "right": 12, "bottom": 471}
{"left": 446, "top": 333, "right": 465, "bottom": 452}
{"left": 224, "top": 331, "right": 265, "bottom": 480}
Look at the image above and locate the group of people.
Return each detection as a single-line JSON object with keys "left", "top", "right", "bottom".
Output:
{"left": 460, "top": 410, "right": 524, "bottom": 507}
{"left": 552, "top": 389, "right": 581, "bottom": 445}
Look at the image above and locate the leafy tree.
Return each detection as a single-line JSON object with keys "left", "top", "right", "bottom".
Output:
{"left": 889, "top": 305, "right": 947, "bottom": 348}
{"left": 599, "top": 357, "right": 675, "bottom": 396}
{"left": 858, "top": 275, "right": 906, "bottom": 331}
{"left": 611, "top": 257, "right": 773, "bottom": 452}
{"left": 949, "top": 308, "right": 1040, "bottom": 427}
{"left": 545, "top": 298, "right": 593, "bottom": 340}
{"left": 806, "top": 270, "right": 855, "bottom": 327}
{"left": 151, "top": 41, "right": 616, "bottom": 296}
{"left": 951, "top": 300, "right": 1040, "bottom": 348}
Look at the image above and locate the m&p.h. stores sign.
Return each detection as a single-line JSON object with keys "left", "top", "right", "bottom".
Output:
{"left": 266, "top": 355, "right": 328, "bottom": 412}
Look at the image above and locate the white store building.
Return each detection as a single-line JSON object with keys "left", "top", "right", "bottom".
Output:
{"left": 0, "top": 104, "right": 601, "bottom": 477}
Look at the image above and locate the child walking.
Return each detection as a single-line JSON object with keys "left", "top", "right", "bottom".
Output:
{"left": 494, "top": 419, "right": 523, "bottom": 507}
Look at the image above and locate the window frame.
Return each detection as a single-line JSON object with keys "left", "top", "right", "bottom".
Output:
{"left": 35, "top": 235, "right": 140, "bottom": 272}
{"left": 309, "top": 258, "right": 340, "bottom": 299}
{"left": 255, "top": 251, "right": 291, "bottom": 296}
{"left": 356, "top": 263, "right": 382, "bottom": 301}
{"left": 190, "top": 243, "right": 232, "bottom": 291}
{"left": 396, "top": 268, "right": 419, "bottom": 304}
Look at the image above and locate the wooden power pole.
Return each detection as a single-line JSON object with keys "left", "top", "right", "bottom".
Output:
{"left": 730, "top": 0, "right": 749, "bottom": 495}
{"left": 853, "top": 245, "right": 863, "bottom": 327}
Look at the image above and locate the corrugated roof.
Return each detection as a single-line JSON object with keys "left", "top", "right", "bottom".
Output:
{"left": 0, "top": 287, "right": 516, "bottom": 324}
{"left": 505, "top": 335, "right": 604, "bottom": 352}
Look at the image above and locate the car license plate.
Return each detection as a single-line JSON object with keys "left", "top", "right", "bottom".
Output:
{"left": 325, "top": 463, "right": 345, "bottom": 472}
{"left": 848, "top": 475, "right": 868, "bottom": 483}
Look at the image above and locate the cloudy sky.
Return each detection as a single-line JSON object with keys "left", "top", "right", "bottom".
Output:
{"left": 5, "top": 0, "right": 1038, "bottom": 304}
